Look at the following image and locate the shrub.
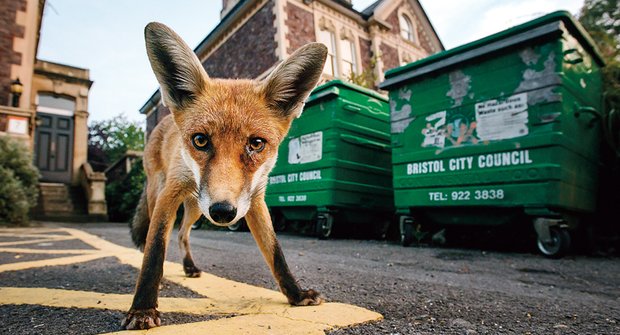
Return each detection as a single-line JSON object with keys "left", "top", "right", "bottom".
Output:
{"left": 88, "top": 114, "right": 145, "bottom": 172}
{"left": 0, "top": 136, "right": 40, "bottom": 225}
{"left": 105, "top": 159, "right": 146, "bottom": 222}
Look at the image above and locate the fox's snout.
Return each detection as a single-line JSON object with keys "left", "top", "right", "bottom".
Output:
{"left": 209, "top": 201, "right": 237, "bottom": 224}
{"left": 195, "top": 181, "right": 251, "bottom": 227}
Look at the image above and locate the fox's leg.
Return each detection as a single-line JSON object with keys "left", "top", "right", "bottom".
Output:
{"left": 178, "top": 198, "right": 202, "bottom": 278}
{"left": 122, "top": 186, "right": 183, "bottom": 330}
{"left": 146, "top": 176, "right": 161, "bottom": 217}
{"left": 245, "top": 197, "right": 322, "bottom": 306}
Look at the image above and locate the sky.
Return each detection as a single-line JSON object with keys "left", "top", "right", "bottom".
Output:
{"left": 37, "top": 0, "right": 584, "bottom": 124}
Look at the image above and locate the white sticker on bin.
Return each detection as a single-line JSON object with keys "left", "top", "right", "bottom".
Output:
{"left": 475, "top": 93, "right": 529, "bottom": 141}
{"left": 288, "top": 131, "right": 322, "bottom": 164}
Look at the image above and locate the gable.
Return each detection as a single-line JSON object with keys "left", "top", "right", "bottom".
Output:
{"left": 371, "top": 0, "right": 443, "bottom": 53}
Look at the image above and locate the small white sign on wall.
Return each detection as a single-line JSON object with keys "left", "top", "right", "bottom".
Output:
{"left": 7, "top": 116, "right": 28, "bottom": 135}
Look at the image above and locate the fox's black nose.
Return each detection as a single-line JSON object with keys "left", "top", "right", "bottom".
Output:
{"left": 209, "top": 202, "right": 237, "bottom": 224}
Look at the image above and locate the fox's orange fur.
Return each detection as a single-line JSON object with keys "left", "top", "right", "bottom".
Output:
{"left": 123, "top": 22, "right": 327, "bottom": 330}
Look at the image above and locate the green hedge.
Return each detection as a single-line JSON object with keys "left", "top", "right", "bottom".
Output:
{"left": 105, "top": 159, "right": 146, "bottom": 222}
{"left": 0, "top": 136, "right": 40, "bottom": 225}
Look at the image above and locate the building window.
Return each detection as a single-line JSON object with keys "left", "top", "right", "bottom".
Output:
{"left": 341, "top": 39, "right": 357, "bottom": 78}
{"left": 399, "top": 14, "right": 415, "bottom": 42}
{"left": 319, "top": 29, "right": 338, "bottom": 76}
{"left": 37, "top": 93, "right": 75, "bottom": 116}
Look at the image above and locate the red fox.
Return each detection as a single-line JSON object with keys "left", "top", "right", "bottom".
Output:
{"left": 123, "top": 22, "right": 327, "bottom": 330}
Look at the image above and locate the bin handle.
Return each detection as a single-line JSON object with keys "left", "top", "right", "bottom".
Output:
{"left": 574, "top": 104, "right": 602, "bottom": 128}
{"left": 563, "top": 48, "right": 584, "bottom": 65}
{"left": 340, "top": 133, "right": 390, "bottom": 151}
{"left": 343, "top": 103, "right": 385, "bottom": 116}
{"left": 343, "top": 104, "right": 362, "bottom": 113}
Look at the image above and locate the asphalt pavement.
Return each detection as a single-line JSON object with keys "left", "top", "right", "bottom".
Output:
{"left": 1, "top": 222, "right": 619, "bottom": 334}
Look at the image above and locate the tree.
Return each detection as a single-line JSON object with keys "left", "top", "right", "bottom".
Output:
{"left": 105, "top": 159, "right": 146, "bottom": 222}
{"left": 579, "top": 0, "right": 620, "bottom": 153}
{"left": 579, "top": 0, "right": 620, "bottom": 251}
{"left": 88, "top": 114, "right": 145, "bottom": 171}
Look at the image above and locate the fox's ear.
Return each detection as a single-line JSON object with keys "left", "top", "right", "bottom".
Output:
{"left": 262, "top": 43, "right": 327, "bottom": 118}
{"left": 145, "top": 22, "right": 208, "bottom": 111}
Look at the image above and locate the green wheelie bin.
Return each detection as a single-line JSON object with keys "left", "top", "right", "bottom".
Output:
{"left": 378, "top": 11, "right": 605, "bottom": 257}
{"left": 265, "top": 80, "right": 393, "bottom": 238}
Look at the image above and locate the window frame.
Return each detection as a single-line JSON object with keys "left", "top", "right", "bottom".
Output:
{"left": 399, "top": 13, "right": 415, "bottom": 42}
{"left": 319, "top": 29, "right": 339, "bottom": 77}
{"left": 340, "top": 38, "right": 358, "bottom": 78}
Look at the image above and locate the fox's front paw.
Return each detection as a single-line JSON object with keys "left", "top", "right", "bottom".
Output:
{"left": 183, "top": 264, "right": 202, "bottom": 278}
{"left": 121, "top": 308, "right": 161, "bottom": 330}
{"left": 290, "top": 289, "right": 323, "bottom": 306}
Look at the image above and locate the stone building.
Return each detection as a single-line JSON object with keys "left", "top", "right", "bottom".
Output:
{"left": 0, "top": 0, "right": 106, "bottom": 220}
{"left": 140, "top": 0, "right": 443, "bottom": 135}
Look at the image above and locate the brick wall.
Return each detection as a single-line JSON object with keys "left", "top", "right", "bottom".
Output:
{"left": 285, "top": 3, "right": 315, "bottom": 54}
{"left": 203, "top": 1, "right": 277, "bottom": 79}
{"left": 0, "top": 0, "right": 27, "bottom": 106}
{"left": 380, "top": 42, "right": 399, "bottom": 72}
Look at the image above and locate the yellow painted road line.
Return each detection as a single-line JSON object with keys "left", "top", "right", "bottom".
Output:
{"left": 0, "top": 252, "right": 112, "bottom": 272}
{"left": 102, "top": 314, "right": 332, "bottom": 335}
{"left": 0, "top": 228, "right": 69, "bottom": 234}
{"left": 0, "top": 287, "right": 228, "bottom": 316}
{"left": 0, "top": 233, "right": 74, "bottom": 239}
{"left": 0, "top": 286, "right": 380, "bottom": 328}
{"left": 0, "top": 236, "right": 76, "bottom": 247}
{"left": 0, "top": 248, "right": 98, "bottom": 254}
{"left": 0, "top": 227, "right": 383, "bottom": 334}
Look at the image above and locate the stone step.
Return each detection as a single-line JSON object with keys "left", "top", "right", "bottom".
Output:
{"left": 40, "top": 201, "right": 74, "bottom": 213}
{"left": 34, "top": 183, "right": 87, "bottom": 217}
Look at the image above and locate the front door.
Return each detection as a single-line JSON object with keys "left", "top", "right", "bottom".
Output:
{"left": 34, "top": 112, "right": 74, "bottom": 183}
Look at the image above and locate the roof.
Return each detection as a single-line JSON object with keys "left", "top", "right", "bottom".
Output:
{"left": 360, "top": 0, "right": 382, "bottom": 18}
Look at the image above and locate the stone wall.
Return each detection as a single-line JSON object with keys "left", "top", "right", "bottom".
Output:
{"left": 285, "top": 3, "right": 315, "bottom": 54}
{"left": 380, "top": 42, "right": 399, "bottom": 72}
{"left": 359, "top": 37, "right": 373, "bottom": 70}
{"left": 385, "top": 8, "right": 401, "bottom": 39}
{"left": 203, "top": 1, "right": 277, "bottom": 79}
{"left": 146, "top": 105, "right": 171, "bottom": 136}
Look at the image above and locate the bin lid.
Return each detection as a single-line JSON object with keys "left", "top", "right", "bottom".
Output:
{"left": 379, "top": 11, "right": 605, "bottom": 90}
{"left": 306, "top": 79, "right": 387, "bottom": 106}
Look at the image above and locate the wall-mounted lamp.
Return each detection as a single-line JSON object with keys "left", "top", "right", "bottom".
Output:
{"left": 10, "top": 78, "right": 23, "bottom": 108}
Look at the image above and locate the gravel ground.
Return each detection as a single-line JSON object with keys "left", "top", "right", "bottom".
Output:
{"left": 2, "top": 222, "right": 619, "bottom": 334}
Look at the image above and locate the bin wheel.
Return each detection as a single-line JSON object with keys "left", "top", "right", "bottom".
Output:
{"left": 228, "top": 219, "right": 246, "bottom": 231}
{"left": 537, "top": 227, "right": 571, "bottom": 258}
{"left": 191, "top": 220, "right": 203, "bottom": 230}
{"left": 317, "top": 213, "right": 334, "bottom": 239}
{"left": 401, "top": 222, "right": 414, "bottom": 247}
{"left": 227, "top": 221, "right": 242, "bottom": 231}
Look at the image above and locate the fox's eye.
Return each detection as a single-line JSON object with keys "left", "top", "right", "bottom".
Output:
{"left": 248, "top": 137, "right": 266, "bottom": 152}
{"left": 192, "top": 133, "right": 210, "bottom": 150}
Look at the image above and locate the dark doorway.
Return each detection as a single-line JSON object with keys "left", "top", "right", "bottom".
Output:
{"left": 34, "top": 112, "right": 74, "bottom": 183}
{"left": 34, "top": 94, "right": 75, "bottom": 183}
